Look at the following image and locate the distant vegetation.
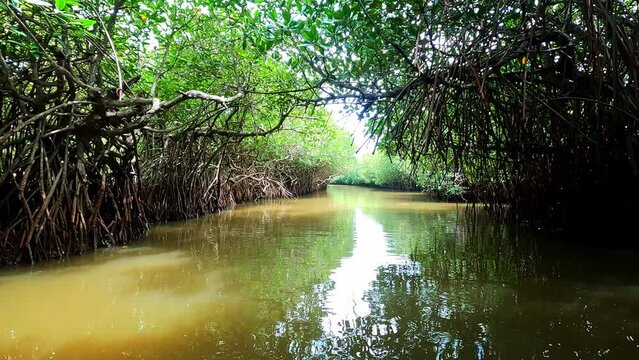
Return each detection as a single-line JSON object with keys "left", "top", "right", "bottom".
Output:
{"left": 332, "top": 152, "right": 466, "bottom": 200}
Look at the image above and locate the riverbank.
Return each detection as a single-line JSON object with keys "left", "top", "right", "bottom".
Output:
{"left": 0, "top": 164, "right": 330, "bottom": 266}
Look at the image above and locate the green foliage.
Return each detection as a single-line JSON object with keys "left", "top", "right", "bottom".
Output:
{"left": 272, "top": 0, "right": 639, "bottom": 223}
{"left": 333, "top": 153, "right": 409, "bottom": 189}
{"left": 247, "top": 108, "right": 357, "bottom": 178}
{"left": 414, "top": 170, "right": 466, "bottom": 200}
{"left": 127, "top": 0, "right": 356, "bottom": 177}
{"left": 0, "top": 0, "right": 359, "bottom": 263}
{"left": 334, "top": 152, "right": 466, "bottom": 199}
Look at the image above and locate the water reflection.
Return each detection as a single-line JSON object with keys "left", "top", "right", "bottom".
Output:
{"left": 322, "top": 209, "right": 407, "bottom": 336}
{"left": 271, "top": 206, "right": 503, "bottom": 359}
{"left": 1, "top": 186, "right": 639, "bottom": 359}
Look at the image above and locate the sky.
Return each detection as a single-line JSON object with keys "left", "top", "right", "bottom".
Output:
{"left": 326, "top": 104, "right": 376, "bottom": 158}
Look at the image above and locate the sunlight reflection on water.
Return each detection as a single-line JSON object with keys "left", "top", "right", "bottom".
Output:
{"left": 321, "top": 209, "right": 409, "bottom": 336}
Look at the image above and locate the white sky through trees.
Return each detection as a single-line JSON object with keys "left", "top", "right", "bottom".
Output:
{"left": 327, "top": 104, "right": 375, "bottom": 158}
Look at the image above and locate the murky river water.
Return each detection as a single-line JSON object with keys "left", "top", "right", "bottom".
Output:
{"left": 1, "top": 185, "right": 639, "bottom": 359}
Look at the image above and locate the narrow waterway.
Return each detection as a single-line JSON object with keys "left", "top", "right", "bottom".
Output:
{"left": 1, "top": 185, "right": 639, "bottom": 359}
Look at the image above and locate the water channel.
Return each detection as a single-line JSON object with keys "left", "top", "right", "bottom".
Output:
{"left": 1, "top": 185, "right": 638, "bottom": 359}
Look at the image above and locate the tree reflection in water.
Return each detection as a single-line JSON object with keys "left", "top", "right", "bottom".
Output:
{"left": 3, "top": 187, "right": 639, "bottom": 358}
{"left": 139, "top": 190, "right": 639, "bottom": 359}
{"left": 271, "top": 207, "right": 521, "bottom": 359}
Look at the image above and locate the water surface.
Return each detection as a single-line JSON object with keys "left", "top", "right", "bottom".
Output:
{"left": 1, "top": 185, "right": 638, "bottom": 359}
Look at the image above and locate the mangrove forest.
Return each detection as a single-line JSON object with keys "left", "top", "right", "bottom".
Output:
{"left": 2, "top": 0, "right": 639, "bottom": 262}
{"left": 1, "top": 0, "right": 639, "bottom": 359}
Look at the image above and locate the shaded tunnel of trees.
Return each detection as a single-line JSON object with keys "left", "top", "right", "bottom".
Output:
{"left": 1, "top": 0, "right": 638, "bottom": 264}
{"left": 307, "top": 0, "right": 639, "bottom": 227}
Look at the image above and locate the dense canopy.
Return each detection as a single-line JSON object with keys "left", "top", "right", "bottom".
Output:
{"left": 285, "top": 0, "right": 639, "bottom": 224}
{"left": 1, "top": 0, "right": 638, "bottom": 263}
{"left": 0, "top": 0, "right": 356, "bottom": 264}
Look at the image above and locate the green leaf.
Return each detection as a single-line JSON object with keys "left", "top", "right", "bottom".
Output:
{"left": 282, "top": 10, "right": 291, "bottom": 24}
{"left": 25, "top": 0, "right": 52, "bottom": 7}
{"left": 73, "top": 18, "right": 96, "bottom": 29}
{"left": 55, "top": 0, "right": 66, "bottom": 10}
{"left": 301, "top": 29, "right": 313, "bottom": 43}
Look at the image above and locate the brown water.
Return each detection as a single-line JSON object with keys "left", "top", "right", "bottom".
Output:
{"left": 1, "top": 185, "right": 639, "bottom": 359}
